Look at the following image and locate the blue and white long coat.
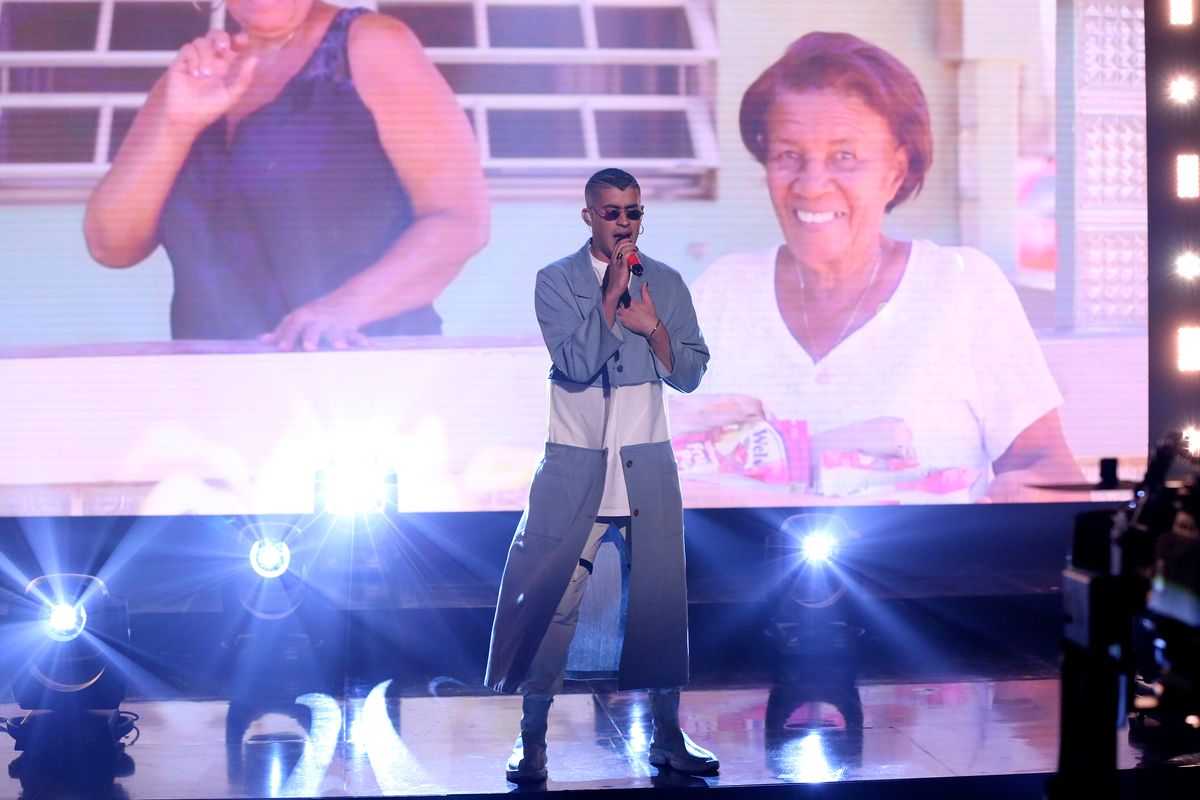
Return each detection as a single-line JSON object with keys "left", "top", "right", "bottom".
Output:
{"left": 485, "top": 242, "right": 710, "bottom": 693}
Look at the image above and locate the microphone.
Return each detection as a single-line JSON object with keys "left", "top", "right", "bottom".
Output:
{"left": 628, "top": 250, "right": 643, "bottom": 277}
{"left": 616, "top": 233, "right": 643, "bottom": 276}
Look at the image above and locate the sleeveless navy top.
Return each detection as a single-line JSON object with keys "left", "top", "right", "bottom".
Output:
{"left": 157, "top": 7, "right": 440, "bottom": 339}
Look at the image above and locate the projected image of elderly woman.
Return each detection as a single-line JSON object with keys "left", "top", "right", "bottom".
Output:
{"left": 685, "top": 32, "right": 1082, "bottom": 502}
{"left": 83, "top": 0, "right": 488, "bottom": 350}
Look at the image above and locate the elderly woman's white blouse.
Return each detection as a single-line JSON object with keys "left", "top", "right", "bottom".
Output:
{"left": 691, "top": 239, "right": 1063, "bottom": 500}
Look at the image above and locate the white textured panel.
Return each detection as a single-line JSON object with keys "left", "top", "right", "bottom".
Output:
{"left": 1079, "top": 2, "right": 1146, "bottom": 91}
{"left": 1080, "top": 113, "right": 1147, "bottom": 208}
{"left": 1075, "top": 229, "right": 1149, "bottom": 326}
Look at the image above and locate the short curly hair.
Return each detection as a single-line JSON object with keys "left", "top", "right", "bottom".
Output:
{"left": 739, "top": 32, "right": 933, "bottom": 212}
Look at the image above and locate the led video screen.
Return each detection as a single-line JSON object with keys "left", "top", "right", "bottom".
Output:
{"left": 0, "top": 0, "right": 1148, "bottom": 515}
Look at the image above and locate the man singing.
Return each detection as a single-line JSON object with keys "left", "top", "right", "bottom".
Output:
{"left": 485, "top": 168, "right": 717, "bottom": 783}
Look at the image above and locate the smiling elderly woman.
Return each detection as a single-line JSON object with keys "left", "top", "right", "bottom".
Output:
{"left": 686, "top": 31, "right": 1082, "bottom": 502}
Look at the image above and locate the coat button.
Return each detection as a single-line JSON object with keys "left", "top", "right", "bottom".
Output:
{"left": 632, "top": 509, "right": 639, "bottom": 517}
{"left": 625, "top": 459, "right": 633, "bottom": 468}
{"left": 616, "top": 365, "right": 624, "bottom": 372}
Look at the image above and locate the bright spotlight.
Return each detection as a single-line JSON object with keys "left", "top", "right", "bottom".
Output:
{"left": 766, "top": 514, "right": 860, "bottom": 658}
{"left": 1178, "top": 154, "right": 1200, "bottom": 198}
{"left": 1178, "top": 326, "right": 1200, "bottom": 371}
{"left": 44, "top": 602, "right": 87, "bottom": 642}
{"left": 315, "top": 462, "right": 398, "bottom": 515}
{"left": 230, "top": 522, "right": 306, "bottom": 621}
{"left": 801, "top": 531, "right": 838, "bottom": 563}
{"left": 6, "top": 574, "right": 130, "bottom": 711}
{"left": 250, "top": 539, "right": 291, "bottom": 579}
{"left": 1169, "top": 76, "right": 1197, "bottom": 104}
{"left": 1184, "top": 426, "right": 1200, "bottom": 456}
{"left": 1177, "top": 252, "right": 1200, "bottom": 279}
{"left": 1170, "top": 0, "right": 1194, "bottom": 26}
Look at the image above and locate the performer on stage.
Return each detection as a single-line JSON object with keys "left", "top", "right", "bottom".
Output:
{"left": 484, "top": 168, "right": 718, "bottom": 783}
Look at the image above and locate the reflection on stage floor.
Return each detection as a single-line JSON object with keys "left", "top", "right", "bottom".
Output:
{"left": 0, "top": 676, "right": 1146, "bottom": 799}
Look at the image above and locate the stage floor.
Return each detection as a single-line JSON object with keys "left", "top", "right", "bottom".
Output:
{"left": 0, "top": 675, "right": 1153, "bottom": 799}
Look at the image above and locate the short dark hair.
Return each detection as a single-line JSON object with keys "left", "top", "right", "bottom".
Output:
{"left": 739, "top": 31, "right": 933, "bottom": 212}
{"left": 585, "top": 168, "right": 640, "bottom": 205}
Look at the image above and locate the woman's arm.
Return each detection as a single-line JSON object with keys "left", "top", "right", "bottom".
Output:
{"left": 84, "top": 30, "right": 257, "bottom": 267}
{"left": 262, "top": 14, "right": 490, "bottom": 350}
{"left": 985, "top": 409, "right": 1085, "bottom": 501}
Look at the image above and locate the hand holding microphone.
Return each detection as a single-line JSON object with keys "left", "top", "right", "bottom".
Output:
{"left": 604, "top": 235, "right": 641, "bottom": 308}
{"left": 613, "top": 233, "right": 642, "bottom": 275}
{"left": 627, "top": 249, "right": 643, "bottom": 277}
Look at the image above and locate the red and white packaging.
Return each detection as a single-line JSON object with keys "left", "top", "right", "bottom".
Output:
{"left": 673, "top": 419, "right": 809, "bottom": 486}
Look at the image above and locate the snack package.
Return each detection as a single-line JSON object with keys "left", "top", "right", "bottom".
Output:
{"left": 673, "top": 419, "right": 809, "bottom": 485}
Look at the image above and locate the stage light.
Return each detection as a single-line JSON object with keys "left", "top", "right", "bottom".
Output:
{"left": 1170, "top": 0, "right": 1194, "bottom": 26}
{"left": 1177, "top": 252, "right": 1200, "bottom": 279}
{"left": 1178, "top": 326, "right": 1200, "bottom": 371}
{"left": 765, "top": 514, "right": 861, "bottom": 661}
{"left": 314, "top": 461, "right": 398, "bottom": 515}
{"left": 800, "top": 530, "right": 838, "bottom": 564}
{"left": 44, "top": 602, "right": 86, "bottom": 642}
{"left": 1169, "top": 76, "right": 1197, "bottom": 104}
{"left": 249, "top": 539, "right": 291, "bottom": 579}
{"left": 228, "top": 522, "right": 306, "bottom": 622}
{"left": 1183, "top": 426, "right": 1200, "bottom": 456}
{"left": 5, "top": 574, "right": 130, "bottom": 711}
{"left": 1178, "top": 154, "right": 1200, "bottom": 198}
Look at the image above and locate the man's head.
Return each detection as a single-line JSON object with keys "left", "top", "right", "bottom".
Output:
{"left": 582, "top": 168, "right": 643, "bottom": 261}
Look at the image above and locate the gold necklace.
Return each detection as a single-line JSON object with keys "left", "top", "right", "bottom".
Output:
{"left": 252, "top": 27, "right": 301, "bottom": 53}
{"left": 795, "top": 247, "right": 883, "bottom": 357}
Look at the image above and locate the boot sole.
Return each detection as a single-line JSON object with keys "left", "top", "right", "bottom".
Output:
{"left": 648, "top": 748, "right": 720, "bottom": 775}
{"left": 505, "top": 767, "right": 548, "bottom": 784}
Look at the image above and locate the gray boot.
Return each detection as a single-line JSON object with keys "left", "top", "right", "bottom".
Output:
{"left": 647, "top": 688, "right": 719, "bottom": 774}
{"left": 506, "top": 694, "right": 552, "bottom": 784}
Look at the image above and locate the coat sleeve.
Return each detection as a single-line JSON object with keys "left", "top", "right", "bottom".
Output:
{"left": 658, "top": 273, "right": 709, "bottom": 394}
{"left": 535, "top": 266, "right": 623, "bottom": 384}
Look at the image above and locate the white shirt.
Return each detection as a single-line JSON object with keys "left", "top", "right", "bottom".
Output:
{"left": 546, "top": 252, "right": 671, "bottom": 516}
{"left": 691, "top": 240, "right": 1063, "bottom": 500}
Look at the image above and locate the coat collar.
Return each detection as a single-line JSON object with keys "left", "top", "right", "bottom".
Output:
{"left": 567, "top": 241, "right": 602, "bottom": 300}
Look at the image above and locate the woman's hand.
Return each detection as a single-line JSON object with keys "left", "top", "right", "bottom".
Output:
{"left": 84, "top": 30, "right": 259, "bottom": 267}
{"left": 162, "top": 30, "right": 258, "bottom": 134}
{"left": 810, "top": 416, "right": 917, "bottom": 461}
{"left": 260, "top": 295, "right": 371, "bottom": 352}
